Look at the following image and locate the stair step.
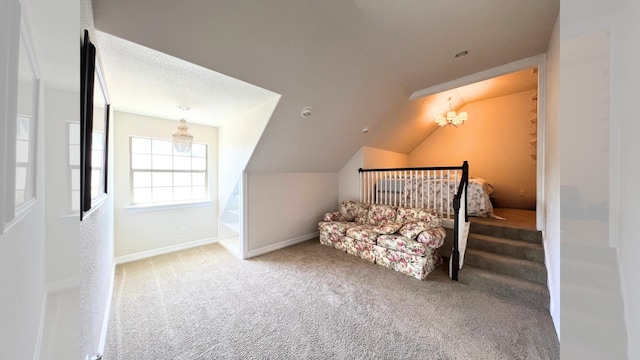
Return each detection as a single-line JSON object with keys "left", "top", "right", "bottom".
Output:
{"left": 469, "top": 222, "right": 542, "bottom": 244}
{"left": 464, "top": 249, "right": 547, "bottom": 284}
{"left": 562, "top": 282, "right": 626, "bottom": 322}
{"left": 562, "top": 241, "right": 618, "bottom": 266}
{"left": 467, "top": 233, "right": 544, "bottom": 263}
{"left": 459, "top": 265, "right": 549, "bottom": 310}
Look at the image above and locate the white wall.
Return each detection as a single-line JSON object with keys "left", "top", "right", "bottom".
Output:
{"left": 113, "top": 111, "right": 219, "bottom": 258}
{"left": 0, "top": 83, "right": 46, "bottom": 360}
{"left": 246, "top": 172, "right": 338, "bottom": 255}
{"left": 619, "top": 0, "right": 640, "bottom": 356}
{"left": 218, "top": 96, "right": 279, "bottom": 213}
{"left": 44, "top": 87, "right": 80, "bottom": 284}
{"left": 338, "top": 146, "right": 409, "bottom": 205}
{"left": 408, "top": 91, "right": 537, "bottom": 209}
{"left": 543, "top": 15, "right": 560, "bottom": 336}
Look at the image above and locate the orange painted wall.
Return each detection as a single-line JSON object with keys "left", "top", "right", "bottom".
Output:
{"left": 408, "top": 90, "right": 537, "bottom": 209}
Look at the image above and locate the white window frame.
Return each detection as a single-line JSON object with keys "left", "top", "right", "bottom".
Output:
{"left": 126, "top": 136, "right": 211, "bottom": 212}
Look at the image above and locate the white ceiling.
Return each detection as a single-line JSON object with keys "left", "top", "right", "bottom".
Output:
{"left": 87, "top": 0, "right": 556, "bottom": 172}
{"left": 93, "top": 31, "right": 278, "bottom": 127}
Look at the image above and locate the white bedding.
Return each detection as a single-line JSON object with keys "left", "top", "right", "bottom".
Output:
{"left": 375, "top": 176, "right": 494, "bottom": 217}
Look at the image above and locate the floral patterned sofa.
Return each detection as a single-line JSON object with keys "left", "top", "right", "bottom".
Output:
{"left": 318, "top": 200, "right": 446, "bottom": 280}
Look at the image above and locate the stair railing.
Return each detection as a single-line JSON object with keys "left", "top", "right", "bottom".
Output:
{"left": 358, "top": 161, "right": 469, "bottom": 280}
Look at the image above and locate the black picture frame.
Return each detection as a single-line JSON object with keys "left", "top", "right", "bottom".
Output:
{"left": 80, "top": 30, "right": 110, "bottom": 220}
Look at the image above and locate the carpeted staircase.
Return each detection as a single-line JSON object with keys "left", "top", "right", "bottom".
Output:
{"left": 446, "top": 220, "right": 550, "bottom": 310}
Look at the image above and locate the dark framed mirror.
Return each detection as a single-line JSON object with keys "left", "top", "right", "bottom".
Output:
{"left": 80, "top": 30, "right": 110, "bottom": 220}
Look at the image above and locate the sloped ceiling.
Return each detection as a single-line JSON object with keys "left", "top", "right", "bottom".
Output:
{"left": 90, "top": 0, "right": 558, "bottom": 172}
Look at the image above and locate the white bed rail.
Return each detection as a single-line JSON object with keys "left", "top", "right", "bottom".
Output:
{"left": 358, "top": 161, "right": 469, "bottom": 280}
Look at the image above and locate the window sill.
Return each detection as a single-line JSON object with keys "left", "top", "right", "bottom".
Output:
{"left": 125, "top": 200, "right": 213, "bottom": 214}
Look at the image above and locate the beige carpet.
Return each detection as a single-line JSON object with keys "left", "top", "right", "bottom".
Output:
{"left": 104, "top": 240, "right": 559, "bottom": 359}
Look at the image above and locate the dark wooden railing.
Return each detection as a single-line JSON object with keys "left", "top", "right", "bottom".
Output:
{"left": 358, "top": 161, "right": 469, "bottom": 280}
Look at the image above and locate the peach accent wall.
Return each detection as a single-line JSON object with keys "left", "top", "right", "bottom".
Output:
{"left": 408, "top": 90, "right": 537, "bottom": 209}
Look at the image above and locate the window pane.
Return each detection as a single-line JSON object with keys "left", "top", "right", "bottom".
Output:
{"left": 16, "top": 139, "right": 29, "bottom": 163}
{"left": 152, "top": 155, "right": 172, "bottom": 170}
{"left": 15, "top": 190, "right": 24, "bottom": 205}
{"left": 131, "top": 137, "right": 151, "bottom": 154}
{"left": 15, "top": 166, "right": 27, "bottom": 190}
{"left": 69, "top": 123, "right": 80, "bottom": 145}
{"left": 152, "top": 172, "right": 172, "bottom": 187}
{"left": 71, "top": 168, "right": 80, "bottom": 190}
{"left": 153, "top": 187, "right": 173, "bottom": 202}
{"left": 91, "top": 169, "right": 101, "bottom": 187}
{"left": 192, "top": 144, "right": 206, "bottom": 157}
{"left": 174, "top": 173, "right": 191, "bottom": 187}
{"left": 132, "top": 154, "right": 151, "bottom": 169}
{"left": 192, "top": 173, "right": 205, "bottom": 186}
{"left": 69, "top": 144, "right": 80, "bottom": 166}
{"left": 91, "top": 150, "right": 103, "bottom": 168}
{"left": 16, "top": 116, "right": 30, "bottom": 140}
{"left": 71, "top": 190, "right": 80, "bottom": 211}
{"left": 193, "top": 186, "right": 206, "bottom": 199}
{"left": 152, "top": 139, "right": 173, "bottom": 155}
{"left": 133, "top": 188, "right": 152, "bottom": 204}
{"left": 174, "top": 156, "right": 191, "bottom": 170}
{"left": 92, "top": 133, "right": 104, "bottom": 150}
{"left": 174, "top": 186, "right": 191, "bottom": 201}
{"left": 133, "top": 171, "right": 151, "bottom": 188}
{"left": 192, "top": 157, "right": 206, "bottom": 171}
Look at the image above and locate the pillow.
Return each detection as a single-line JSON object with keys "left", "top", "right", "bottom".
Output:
{"left": 374, "top": 222, "right": 402, "bottom": 235}
{"left": 355, "top": 202, "right": 371, "bottom": 224}
{"left": 398, "top": 220, "right": 431, "bottom": 240}
{"left": 367, "top": 204, "right": 398, "bottom": 225}
{"left": 340, "top": 200, "right": 358, "bottom": 222}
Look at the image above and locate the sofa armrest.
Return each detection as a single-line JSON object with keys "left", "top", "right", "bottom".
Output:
{"left": 323, "top": 211, "right": 347, "bottom": 222}
{"left": 416, "top": 227, "right": 446, "bottom": 249}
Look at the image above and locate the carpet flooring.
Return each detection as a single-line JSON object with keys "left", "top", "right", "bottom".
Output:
{"left": 103, "top": 240, "right": 559, "bottom": 360}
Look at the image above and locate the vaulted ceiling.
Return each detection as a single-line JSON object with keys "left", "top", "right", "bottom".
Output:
{"left": 89, "top": 0, "right": 558, "bottom": 172}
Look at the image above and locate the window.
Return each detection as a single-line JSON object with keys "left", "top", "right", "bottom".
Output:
{"left": 68, "top": 122, "right": 80, "bottom": 213}
{"left": 130, "top": 137, "right": 208, "bottom": 205}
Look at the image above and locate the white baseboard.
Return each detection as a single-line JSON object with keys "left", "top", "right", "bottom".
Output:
{"left": 98, "top": 261, "right": 116, "bottom": 358}
{"left": 246, "top": 232, "right": 318, "bottom": 258}
{"left": 115, "top": 237, "right": 218, "bottom": 265}
{"left": 33, "top": 290, "right": 47, "bottom": 360}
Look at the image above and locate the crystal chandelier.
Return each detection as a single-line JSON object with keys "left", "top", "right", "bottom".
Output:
{"left": 172, "top": 106, "right": 193, "bottom": 153}
{"left": 434, "top": 97, "right": 468, "bottom": 128}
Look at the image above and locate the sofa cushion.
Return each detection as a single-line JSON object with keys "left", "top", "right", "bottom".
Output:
{"left": 377, "top": 234, "right": 430, "bottom": 256}
{"left": 340, "top": 200, "right": 370, "bottom": 223}
{"left": 398, "top": 220, "right": 431, "bottom": 239}
{"left": 346, "top": 224, "right": 380, "bottom": 244}
{"left": 318, "top": 221, "right": 358, "bottom": 236}
{"left": 367, "top": 204, "right": 398, "bottom": 225}
{"left": 323, "top": 211, "right": 345, "bottom": 222}
{"left": 374, "top": 222, "right": 403, "bottom": 235}
{"left": 416, "top": 227, "right": 447, "bottom": 249}
{"left": 396, "top": 207, "right": 441, "bottom": 227}
{"left": 372, "top": 245, "right": 441, "bottom": 280}
{"left": 343, "top": 237, "right": 376, "bottom": 263}
{"left": 319, "top": 232, "right": 347, "bottom": 252}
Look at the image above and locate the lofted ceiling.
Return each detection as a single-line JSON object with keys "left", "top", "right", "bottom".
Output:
{"left": 88, "top": 0, "right": 558, "bottom": 172}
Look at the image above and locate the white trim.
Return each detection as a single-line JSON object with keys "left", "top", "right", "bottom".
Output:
{"left": 82, "top": 193, "right": 107, "bottom": 220}
{"left": 536, "top": 56, "right": 547, "bottom": 231}
{"left": 115, "top": 237, "right": 218, "bottom": 264}
{"left": 124, "top": 200, "right": 213, "bottom": 214}
{"left": 98, "top": 261, "right": 116, "bottom": 358}
{"left": 33, "top": 289, "right": 47, "bottom": 360}
{"left": 46, "top": 277, "right": 80, "bottom": 293}
{"left": 241, "top": 172, "right": 248, "bottom": 260}
{"left": 409, "top": 54, "right": 546, "bottom": 100}
{"left": 246, "top": 232, "right": 318, "bottom": 259}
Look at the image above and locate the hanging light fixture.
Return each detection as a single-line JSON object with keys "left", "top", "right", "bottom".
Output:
{"left": 434, "top": 97, "right": 468, "bottom": 128}
{"left": 172, "top": 105, "right": 194, "bottom": 153}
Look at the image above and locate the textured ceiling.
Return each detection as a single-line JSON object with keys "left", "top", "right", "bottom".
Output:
{"left": 93, "top": 31, "right": 279, "bottom": 127}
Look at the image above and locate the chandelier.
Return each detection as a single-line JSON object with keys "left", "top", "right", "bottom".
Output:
{"left": 434, "top": 97, "right": 468, "bottom": 128}
{"left": 172, "top": 106, "right": 193, "bottom": 153}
